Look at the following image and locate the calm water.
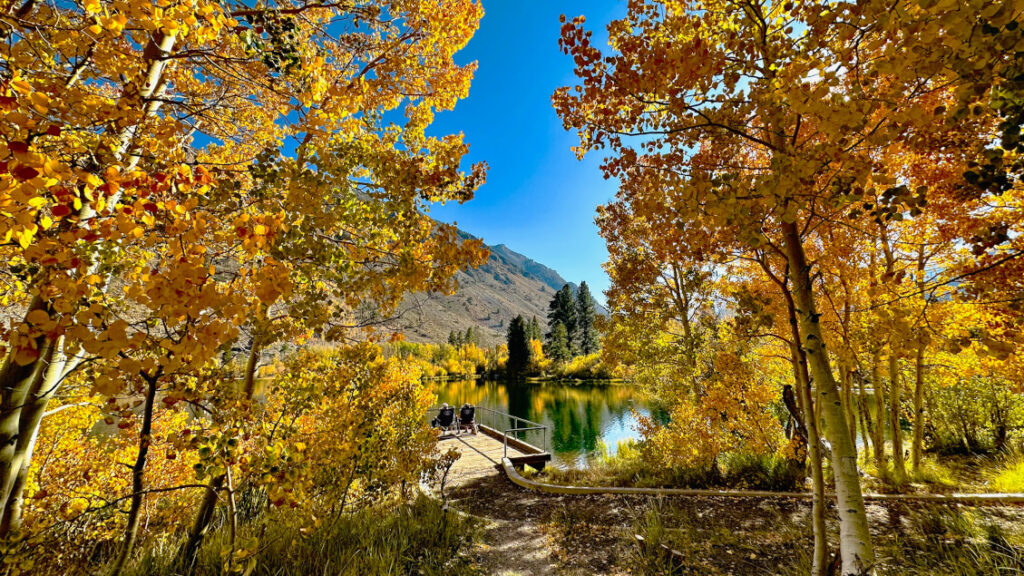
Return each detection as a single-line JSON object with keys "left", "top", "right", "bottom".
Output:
{"left": 432, "top": 379, "right": 652, "bottom": 468}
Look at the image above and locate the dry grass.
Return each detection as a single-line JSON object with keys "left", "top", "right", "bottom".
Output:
{"left": 124, "top": 495, "right": 480, "bottom": 576}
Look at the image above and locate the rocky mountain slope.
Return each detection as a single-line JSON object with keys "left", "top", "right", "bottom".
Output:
{"left": 389, "top": 239, "right": 597, "bottom": 346}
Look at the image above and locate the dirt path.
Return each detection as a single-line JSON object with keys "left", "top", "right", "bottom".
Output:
{"left": 449, "top": 472, "right": 637, "bottom": 575}
{"left": 451, "top": 473, "right": 558, "bottom": 576}
{"left": 447, "top": 467, "right": 1024, "bottom": 576}
{"left": 449, "top": 472, "right": 804, "bottom": 576}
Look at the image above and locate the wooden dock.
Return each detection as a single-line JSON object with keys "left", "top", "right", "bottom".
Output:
{"left": 439, "top": 424, "right": 552, "bottom": 486}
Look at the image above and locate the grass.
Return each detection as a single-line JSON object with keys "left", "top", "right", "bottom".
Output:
{"left": 629, "top": 504, "right": 686, "bottom": 575}
{"left": 625, "top": 499, "right": 1024, "bottom": 576}
{"left": 856, "top": 447, "right": 1024, "bottom": 495}
{"left": 875, "top": 508, "right": 1024, "bottom": 575}
{"left": 627, "top": 500, "right": 809, "bottom": 575}
{"left": 988, "top": 452, "right": 1024, "bottom": 493}
{"left": 540, "top": 440, "right": 806, "bottom": 492}
{"left": 124, "top": 494, "right": 480, "bottom": 576}
{"left": 909, "top": 456, "right": 959, "bottom": 488}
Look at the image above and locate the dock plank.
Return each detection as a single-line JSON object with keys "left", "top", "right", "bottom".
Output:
{"left": 438, "top": 432, "right": 528, "bottom": 485}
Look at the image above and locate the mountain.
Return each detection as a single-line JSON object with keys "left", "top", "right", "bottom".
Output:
{"left": 389, "top": 237, "right": 602, "bottom": 346}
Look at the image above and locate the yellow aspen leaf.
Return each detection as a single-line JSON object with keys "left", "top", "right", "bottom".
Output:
{"left": 13, "top": 345, "right": 38, "bottom": 366}
{"left": 26, "top": 309, "right": 49, "bottom": 325}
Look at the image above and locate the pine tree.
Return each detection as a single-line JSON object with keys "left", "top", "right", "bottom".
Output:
{"left": 576, "top": 281, "right": 600, "bottom": 355}
{"left": 547, "top": 284, "right": 578, "bottom": 352}
{"left": 448, "top": 330, "right": 457, "bottom": 346}
{"left": 528, "top": 316, "right": 542, "bottom": 341}
{"left": 506, "top": 315, "right": 531, "bottom": 379}
{"left": 545, "top": 321, "right": 572, "bottom": 363}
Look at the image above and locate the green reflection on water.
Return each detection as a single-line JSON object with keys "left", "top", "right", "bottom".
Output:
{"left": 431, "top": 379, "right": 651, "bottom": 468}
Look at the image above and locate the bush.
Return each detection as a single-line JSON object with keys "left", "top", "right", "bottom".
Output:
{"left": 381, "top": 341, "right": 500, "bottom": 380}
{"left": 928, "top": 377, "right": 1024, "bottom": 454}
{"left": 719, "top": 452, "right": 805, "bottom": 492}
{"left": 551, "top": 353, "right": 615, "bottom": 380}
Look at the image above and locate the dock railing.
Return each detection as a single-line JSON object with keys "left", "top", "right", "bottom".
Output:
{"left": 476, "top": 406, "right": 548, "bottom": 458}
{"left": 427, "top": 405, "right": 549, "bottom": 458}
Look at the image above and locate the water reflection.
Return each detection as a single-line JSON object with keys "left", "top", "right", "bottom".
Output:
{"left": 432, "top": 379, "right": 650, "bottom": 467}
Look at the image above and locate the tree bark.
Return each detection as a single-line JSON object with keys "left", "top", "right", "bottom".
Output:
{"left": 178, "top": 339, "right": 261, "bottom": 572}
{"left": 0, "top": 324, "right": 51, "bottom": 519}
{"left": 781, "top": 286, "right": 828, "bottom": 576}
{"left": 870, "top": 350, "right": 887, "bottom": 472}
{"left": 793, "top": 354, "right": 828, "bottom": 576}
{"left": 855, "top": 371, "right": 873, "bottom": 464}
{"left": 910, "top": 247, "right": 928, "bottom": 474}
{"left": 782, "top": 221, "right": 874, "bottom": 575}
{"left": 0, "top": 339, "right": 79, "bottom": 534}
{"left": 888, "top": 352, "right": 907, "bottom": 484}
{"left": 243, "top": 338, "right": 261, "bottom": 400}
{"left": 757, "top": 252, "right": 829, "bottom": 574}
{"left": 911, "top": 340, "right": 926, "bottom": 473}
{"left": 109, "top": 373, "right": 160, "bottom": 576}
{"left": 178, "top": 474, "right": 225, "bottom": 574}
{"left": 841, "top": 365, "right": 857, "bottom": 449}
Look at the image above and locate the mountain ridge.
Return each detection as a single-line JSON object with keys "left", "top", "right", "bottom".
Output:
{"left": 389, "top": 236, "right": 601, "bottom": 346}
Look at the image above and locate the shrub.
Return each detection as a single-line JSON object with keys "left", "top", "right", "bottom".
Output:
{"left": 381, "top": 341, "right": 499, "bottom": 380}
{"left": 552, "top": 353, "right": 614, "bottom": 380}
{"left": 928, "top": 377, "right": 1024, "bottom": 454}
{"left": 719, "top": 452, "right": 805, "bottom": 492}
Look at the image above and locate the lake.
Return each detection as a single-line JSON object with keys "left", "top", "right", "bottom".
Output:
{"left": 432, "top": 379, "right": 653, "bottom": 468}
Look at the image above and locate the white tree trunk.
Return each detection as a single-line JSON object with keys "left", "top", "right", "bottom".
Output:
{"left": 888, "top": 352, "right": 907, "bottom": 484}
{"left": 782, "top": 222, "right": 875, "bottom": 575}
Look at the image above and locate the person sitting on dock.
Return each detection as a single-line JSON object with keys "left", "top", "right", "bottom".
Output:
{"left": 458, "top": 403, "right": 477, "bottom": 435}
{"left": 432, "top": 403, "right": 456, "bottom": 435}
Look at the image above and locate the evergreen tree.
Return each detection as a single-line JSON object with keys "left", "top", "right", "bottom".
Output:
{"left": 544, "top": 321, "right": 572, "bottom": 363}
{"left": 506, "top": 315, "right": 531, "bottom": 378}
{"left": 448, "top": 330, "right": 457, "bottom": 346}
{"left": 527, "top": 316, "right": 542, "bottom": 341}
{"left": 546, "top": 284, "right": 578, "bottom": 352}
{"left": 465, "top": 326, "right": 477, "bottom": 346}
{"left": 576, "top": 281, "right": 600, "bottom": 355}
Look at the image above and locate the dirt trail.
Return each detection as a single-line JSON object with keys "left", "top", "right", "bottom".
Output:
{"left": 449, "top": 472, "right": 634, "bottom": 576}
{"left": 446, "top": 464, "right": 1024, "bottom": 575}
{"left": 451, "top": 474, "right": 558, "bottom": 576}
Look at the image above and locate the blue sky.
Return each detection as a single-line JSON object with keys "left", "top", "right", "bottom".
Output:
{"left": 427, "top": 0, "right": 626, "bottom": 302}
